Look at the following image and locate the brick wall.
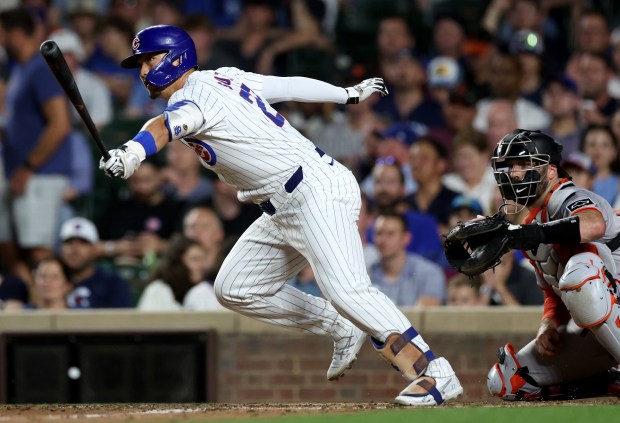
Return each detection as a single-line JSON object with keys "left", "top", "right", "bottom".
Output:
{"left": 0, "top": 308, "right": 542, "bottom": 403}
{"left": 215, "top": 332, "right": 536, "bottom": 402}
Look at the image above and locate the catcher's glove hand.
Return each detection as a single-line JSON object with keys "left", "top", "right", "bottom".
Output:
{"left": 443, "top": 212, "right": 512, "bottom": 276}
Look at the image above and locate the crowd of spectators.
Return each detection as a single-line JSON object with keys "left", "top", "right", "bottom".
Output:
{"left": 1, "top": 0, "right": 620, "bottom": 310}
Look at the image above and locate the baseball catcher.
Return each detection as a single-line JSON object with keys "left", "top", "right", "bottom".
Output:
{"left": 457, "top": 129, "right": 620, "bottom": 401}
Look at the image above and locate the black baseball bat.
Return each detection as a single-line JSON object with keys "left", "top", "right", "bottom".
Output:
{"left": 40, "top": 40, "right": 111, "bottom": 161}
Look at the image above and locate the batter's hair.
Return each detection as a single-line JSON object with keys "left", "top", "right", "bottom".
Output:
{"left": 0, "top": 7, "right": 38, "bottom": 36}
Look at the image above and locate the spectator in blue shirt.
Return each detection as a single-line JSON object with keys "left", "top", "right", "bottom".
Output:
{"left": 369, "top": 213, "right": 446, "bottom": 307}
{"left": 0, "top": 8, "right": 72, "bottom": 282}
{"left": 366, "top": 160, "right": 446, "bottom": 267}
{"left": 373, "top": 49, "right": 446, "bottom": 129}
{"left": 59, "top": 217, "right": 133, "bottom": 308}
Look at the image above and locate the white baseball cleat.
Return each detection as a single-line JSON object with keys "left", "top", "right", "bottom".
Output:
{"left": 395, "top": 358, "right": 463, "bottom": 406}
{"left": 327, "top": 325, "right": 368, "bottom": 381}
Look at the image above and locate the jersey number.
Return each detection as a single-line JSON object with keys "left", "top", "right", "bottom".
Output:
{"left": 239, "top": 83, "right": 285, "bottom": 127}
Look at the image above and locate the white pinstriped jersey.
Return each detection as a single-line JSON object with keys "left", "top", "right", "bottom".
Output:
{"left": 167, "top": 67, "right": 322, "bottom": 203}
{"left": 178, "top": 67, "right": 458, "bottom": 387}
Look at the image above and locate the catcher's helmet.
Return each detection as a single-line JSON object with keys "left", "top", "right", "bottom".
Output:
{"left": 491, "top": 129, "right": 564, "bottom": 206}
{"left": 121, "top": 25, "right": 197, "bottom": 88}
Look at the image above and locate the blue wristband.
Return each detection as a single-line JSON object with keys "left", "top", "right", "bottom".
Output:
{"left": 132, "top": 131, "right": 157, "bottom": 156}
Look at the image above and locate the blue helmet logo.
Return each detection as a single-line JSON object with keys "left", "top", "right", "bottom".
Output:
{"left": 121, "top": 25, "right": 197, "bottom": 88}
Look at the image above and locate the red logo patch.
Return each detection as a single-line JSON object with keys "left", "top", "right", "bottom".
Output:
{"left": 185, "top": 139, "right": 217, "bottom": 166}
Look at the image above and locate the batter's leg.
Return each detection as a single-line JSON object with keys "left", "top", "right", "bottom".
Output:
{"left": 214, "top": 213, "right": 360, "bottom": 346}
{"left": 280, "top": 168, "right": 461, "bottom": 405}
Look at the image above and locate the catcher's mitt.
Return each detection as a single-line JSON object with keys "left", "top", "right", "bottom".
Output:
{"left": 443, "top": 212, "right": 512, "bottom": 276}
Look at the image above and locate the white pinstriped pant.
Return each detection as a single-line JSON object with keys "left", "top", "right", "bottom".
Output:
{"left": 214, "top": 160, "right": 412, "bottom": 341}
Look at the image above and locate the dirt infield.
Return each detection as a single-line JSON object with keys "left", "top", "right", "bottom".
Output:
{"left": 0, "top": 398, "right": 618, "bottom": 422}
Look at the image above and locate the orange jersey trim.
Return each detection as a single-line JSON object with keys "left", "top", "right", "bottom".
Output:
{"left": 542, "top": 288, "right": 571, "bottom": 326}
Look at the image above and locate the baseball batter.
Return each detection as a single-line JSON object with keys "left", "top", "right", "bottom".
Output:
{"left": 99, "top": 25, "right": 462, "bottom": 406}
{"left": 485, "top": 129, "right": 620, "bottom": 400}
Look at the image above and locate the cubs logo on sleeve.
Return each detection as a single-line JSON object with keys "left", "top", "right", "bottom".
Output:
{"left": 566, "top": 198, "right": 595, "bottom": 213}
{"left": 163, "top": 100, "right": 204, "bottom": 141}
{"left": 184, "top": 138, "right": 216, "bottom": 166}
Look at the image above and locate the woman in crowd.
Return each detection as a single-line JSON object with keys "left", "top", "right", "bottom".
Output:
{"left": 31, "top": 256, "right": 73, "bottom": 310}
{"left": 580, "top": 124, "right": 620, "bottom": 206}
{"left": 137, "top": 235, "right": 210, "bottom": 310}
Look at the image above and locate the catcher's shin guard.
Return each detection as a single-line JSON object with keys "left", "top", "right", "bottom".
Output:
{"left": 559, "top": 252, "right": 620, "bottom": 362}
{"left": 609, "top": 367, "right": 620, "bottom": 398}
{"left": 487, "top": 343, "right": 542, "bottom": 400}
{"left": 372, "top": 327, "right": 463, "bottom": 406}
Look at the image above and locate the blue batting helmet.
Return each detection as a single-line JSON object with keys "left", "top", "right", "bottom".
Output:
{"left": 121, "top": 25, "right": 197, "bottom": 88}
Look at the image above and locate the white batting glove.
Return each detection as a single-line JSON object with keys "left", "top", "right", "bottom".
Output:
{"left": 99, "top": 141, "right": 145, "bottom": 179}
{"left": 345, "top": 77, "right": 389, "bottom": 104}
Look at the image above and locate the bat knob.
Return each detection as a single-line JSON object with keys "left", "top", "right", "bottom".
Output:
{"left": 40, "top": 40, "right": 58, "bottom": 57}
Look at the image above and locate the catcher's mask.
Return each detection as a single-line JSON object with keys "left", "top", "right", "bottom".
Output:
{"left": 491, "top": 129, "right": 564, "bottom": 211}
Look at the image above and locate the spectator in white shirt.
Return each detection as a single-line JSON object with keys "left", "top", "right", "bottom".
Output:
{"left": 138, "top": 235, "right": 216, "bottom": 311}
{"left": 48, "top": 28, "right": 112, "bottom": 129}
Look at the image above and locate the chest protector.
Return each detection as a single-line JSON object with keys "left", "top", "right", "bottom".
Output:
{"left": 521, "top": 179, "right": 616, "bottom": 291}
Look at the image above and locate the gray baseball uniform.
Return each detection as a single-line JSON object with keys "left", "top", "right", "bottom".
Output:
{"left": 514, "top": 179, "right": 620, "bottom": 385}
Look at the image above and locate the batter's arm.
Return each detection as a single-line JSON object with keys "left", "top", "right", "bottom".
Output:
{"left": 262, "top": 76, "right": 348, "bottom": 104}
{"left": 262, "top": 76, "right": 388, "bottom": 104}
{"left": 138, "top": 115, "right": 172, "bottom": 152}
{"left": 99, "top": 101, "right": 205, "bottom": 179}
{"left": 114, "top": 108, "right": 201, "bottom": 159}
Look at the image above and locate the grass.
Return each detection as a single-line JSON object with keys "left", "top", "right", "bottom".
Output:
{"left": 203, "top": 405, "right": 619, "bottom": 423}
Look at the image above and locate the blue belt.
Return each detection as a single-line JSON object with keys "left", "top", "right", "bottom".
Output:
{"left": 259, "top": 166, "right": 303, "bottom": 216}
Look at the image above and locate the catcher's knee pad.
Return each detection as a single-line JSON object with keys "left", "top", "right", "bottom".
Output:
{"left": 487, "top": 343, "right": 542, "bottom": 400}
{"left": 559, "top": 252, "right": 616, "bottom": 328}
{"left": 371, "top": 327, "right": 435, "bottom": 382}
